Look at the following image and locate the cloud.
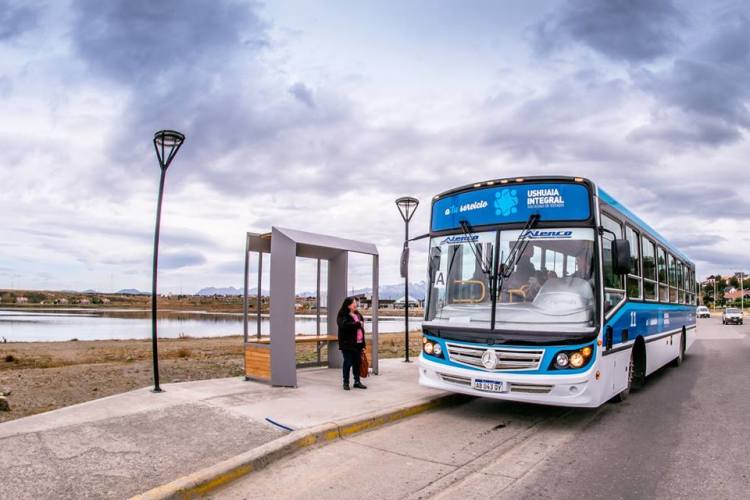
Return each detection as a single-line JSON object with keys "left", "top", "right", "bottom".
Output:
{"left": 532, "top": 0, "right": 684, "bottom": 62}
{"left": 288, "top": 82, "right": 315, "bottom": 108}
{"left": 160, "top": 249, "right": 207, "bottom": 270}
{"left": 0, "top": 0, "right": 38, "bottom": 41}
{"left": 1, "top": 0, "right": 748, "bottom": 293}
{"left": 630, "top": 14, "right": 750, "bottom": 148}
{"left": 688, "top": 247, "right": 749, "bottom": 272}
{"left": 479, "top": 70, "right": 652, "bottom": 168}
{"left": 69, "top": 0, "right": 273, "bottom": 174}
{"left": 73, "top": 0, "right": 267, "bottom": 83}
{"left": 667, "top": 233, "right": 727, "bottom": 250}
{"left": 67, "top": 0, "right": 361, "bottom": 204}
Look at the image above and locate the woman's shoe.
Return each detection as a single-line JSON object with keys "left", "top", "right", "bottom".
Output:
{"left": 353, "top": 382, "right": 367, "bottom": 389}
{"left": 343, "top": 383, "right": 350, "bottom": 390}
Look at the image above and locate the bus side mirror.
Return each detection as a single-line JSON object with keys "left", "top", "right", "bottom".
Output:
{"left": 612, "top": 239, "right": 631, "bottom": 275}
{"left": 400, "top": 244, "right": 410, "bottom": 278}
{"left": 428, "top": 248, "right": 441, "bottom": 282}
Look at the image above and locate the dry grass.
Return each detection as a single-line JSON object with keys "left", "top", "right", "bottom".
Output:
{"left": 0, "top": 331, "right": 423, "bottom": 423}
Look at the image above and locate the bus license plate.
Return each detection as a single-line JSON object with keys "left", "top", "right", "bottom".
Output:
{"left": 473, "top": 379, "right": 505, "bottom": 393}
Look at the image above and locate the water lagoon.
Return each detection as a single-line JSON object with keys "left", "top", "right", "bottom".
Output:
{"left": 0, "top": 308, "right": 422, "bottom": 342}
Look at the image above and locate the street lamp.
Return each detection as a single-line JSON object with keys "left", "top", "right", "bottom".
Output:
{"left": 396, "top": 196, "right": 419, "bottom": 362}
{"left": 150, "top": 130, "right": 185, "bottom": 392}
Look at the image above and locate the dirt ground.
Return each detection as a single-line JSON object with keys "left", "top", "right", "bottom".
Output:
{"left": 0, "top": 331, "right": 423, "bottom": 423}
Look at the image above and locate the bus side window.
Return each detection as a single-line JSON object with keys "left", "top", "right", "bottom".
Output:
{"left": 657, "top": 247, "right": 668, "bottom": 302}
{"left": 601, "top": 213, "right": 625, "bottom": 312}
{"left": 668, "top": 254, "right": 678, "bottom": 303}
{"left": 642, "top": 237, "right": 657, "bottom": 300}
{"left": 625, "top": 226, "right": 641, "bottom": 299}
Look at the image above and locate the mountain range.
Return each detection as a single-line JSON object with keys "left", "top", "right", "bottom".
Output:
{"left": 196, "top": 281, "right": 426, "bottom": 300}
{"left": 68, "top": 282, "right": 427, "bottom": 300}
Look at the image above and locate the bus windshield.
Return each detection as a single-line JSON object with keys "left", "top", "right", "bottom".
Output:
{"left": 426, "top": 228, "right": 596, "bottom": 333}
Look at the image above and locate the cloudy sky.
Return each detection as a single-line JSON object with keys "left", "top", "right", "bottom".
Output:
{"left": 1, "top": 0, "right": 748, "bottom": 294}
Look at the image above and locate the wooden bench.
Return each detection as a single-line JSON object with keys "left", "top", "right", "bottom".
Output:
{"left": 244, "top": 335, "right": 339, "bottom": 381}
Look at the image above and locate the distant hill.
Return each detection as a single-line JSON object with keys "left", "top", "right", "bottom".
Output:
{"left": 82, "top": 289, "right": 98, "bottom": 294}
{"left": 117, "top": 288, "right": 145, "bottom": 295}
{"left": 352, "top": 281, "right": 426, "bottom": 300}
{"left": 196, "top": 286, "right": 245, "bottom": 296}
{"left": 297, "top": 281, "right": 426, "bottom": 300}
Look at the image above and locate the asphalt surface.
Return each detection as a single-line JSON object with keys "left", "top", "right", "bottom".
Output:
{"left": 213, "top": 316, "right": 749, "bottom": 500}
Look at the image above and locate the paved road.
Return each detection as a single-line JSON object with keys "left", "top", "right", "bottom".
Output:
{"left": 213, "top": 317, "right": 749, "bottom": 500}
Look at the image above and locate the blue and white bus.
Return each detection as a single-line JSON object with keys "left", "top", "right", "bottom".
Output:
{"left": 418, "top": 176, "right": 697, "bottom": 407}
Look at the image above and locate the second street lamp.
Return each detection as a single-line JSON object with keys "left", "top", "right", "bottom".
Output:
{"left": 396, "top": 196, "right": 419, "bottom": 362}
{"left": 150, "top": 129, "right": 185, "bottom": 393}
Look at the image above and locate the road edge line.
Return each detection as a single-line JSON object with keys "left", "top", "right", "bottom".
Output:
{"left": 130, "top": 393, "right": 468, "bottom": 500}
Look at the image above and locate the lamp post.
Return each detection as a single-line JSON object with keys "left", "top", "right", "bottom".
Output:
{"left": 396, "top": 196, "right": 419, "bottom": 362}
{"left": 150, "top": 130, "right": 185, "bottom": 393}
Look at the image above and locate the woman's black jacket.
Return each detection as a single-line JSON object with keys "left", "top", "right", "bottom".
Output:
{"left": 337, "top": 310, "right": 364, "bottom": 351}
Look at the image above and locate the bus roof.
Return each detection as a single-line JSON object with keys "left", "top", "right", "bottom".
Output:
{"left": 428, "top": 175, "right": 693, "bottom": 265}
{"left": 597, "top": 187, "right": 693, "bottom": 265}
{"left": 432, "top": 175, "right": 588, "bottom": 200}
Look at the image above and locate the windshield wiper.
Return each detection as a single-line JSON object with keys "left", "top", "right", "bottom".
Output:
{"left": 459, "top": 220, "right": 491, "bottom": 275}
{"left": 494, "top": 213, "right": 540, "bottom": 300}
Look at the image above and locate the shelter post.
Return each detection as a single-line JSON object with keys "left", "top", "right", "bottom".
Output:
{"left": 327, "top": 251, "right": 347, "bottom": 368}
{"left": 371, "top": 253, "right": 379, "bottom": 374}
{"left": 269, "top": 228, "right": 298, "bottom": 387}
{"left": 243, "top": 233, "right": 250, "bottom": 344}
{"left": 257, "top": 252, "right": 263, "bottom": 339}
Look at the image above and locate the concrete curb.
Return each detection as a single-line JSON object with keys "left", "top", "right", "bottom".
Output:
{"left": 131, "top": 393, "right": 468, "bottom": 500}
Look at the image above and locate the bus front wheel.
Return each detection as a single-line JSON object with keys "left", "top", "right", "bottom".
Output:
{"left": 614, "top": 352, "right": 635, "bottom": 402}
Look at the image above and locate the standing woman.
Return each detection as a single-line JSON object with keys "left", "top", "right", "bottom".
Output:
{"left": 336, "top": 297, "right": 367, "bottom": 390}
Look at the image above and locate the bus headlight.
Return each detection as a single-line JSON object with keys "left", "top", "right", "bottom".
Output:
{"left": 569, "top": 351, "right": 585, "bottom": 369}
{"left": 555, "top": 352, "right": 569, "bottom": 369}
{"left": 551, "top": 345, "right": 594, "bottom": 370}
{"left": 422, "top": 337, "right": 444, "bottom": 359}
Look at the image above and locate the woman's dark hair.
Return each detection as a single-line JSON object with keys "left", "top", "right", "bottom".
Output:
{"left": 337, "top": 296, "right": 357, "bottom": 320}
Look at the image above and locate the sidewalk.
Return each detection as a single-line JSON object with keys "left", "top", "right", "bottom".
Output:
{"left": 0, "top": 359, "right": 449, "bottom": 499}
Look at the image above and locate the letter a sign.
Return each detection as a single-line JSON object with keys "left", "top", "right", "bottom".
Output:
{"left": 435, "top": 271, "right": 445, "bottom": 287}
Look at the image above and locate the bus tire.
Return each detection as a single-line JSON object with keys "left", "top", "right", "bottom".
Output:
{"left": 671, "top": 330, "right": 685, "bottom": 367}
{"left": 631, "top": 338, "right": 646, "bottom": 390}
{"left": 614, "top": 351, "right": 634, "bottom": 402}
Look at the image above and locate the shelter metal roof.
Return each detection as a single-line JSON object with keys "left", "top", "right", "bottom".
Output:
{"left": 247, "top": 226, "right": 378, "bottom": 259}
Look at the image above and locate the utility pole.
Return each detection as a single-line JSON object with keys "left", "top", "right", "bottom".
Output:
{"left": 741, "top": 271, "right": 744, "bottom": 314}
{"left": 714, "top": 276, "right": 718, "bottom": 311}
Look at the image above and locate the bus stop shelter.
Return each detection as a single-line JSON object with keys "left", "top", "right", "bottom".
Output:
{"left": 243, "top": 227, "right": 380, "bottom": 387}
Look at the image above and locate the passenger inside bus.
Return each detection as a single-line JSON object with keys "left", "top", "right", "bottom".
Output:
{"left": 505, "top": 242, "right": 594, "bottom": 304}
{"left": 513, "top": 246, "right": 536, "bottom": 284}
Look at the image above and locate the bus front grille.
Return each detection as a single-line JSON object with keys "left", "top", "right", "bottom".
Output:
{"left": 508, "top": 383, "right": 553, "bottom": 394}
{"left": 438, "top": 373, "right": 472, "bottom": 386}
{"left": 445, "top": 344, "right": 544, "bottom": 371}
{"left": 438, "top": 373, "right": 553, "bottom": 394}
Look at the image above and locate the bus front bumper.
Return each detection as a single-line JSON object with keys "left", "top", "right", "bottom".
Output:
{"left": 418, "top": 356, "right": 603, "bottom": 408}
